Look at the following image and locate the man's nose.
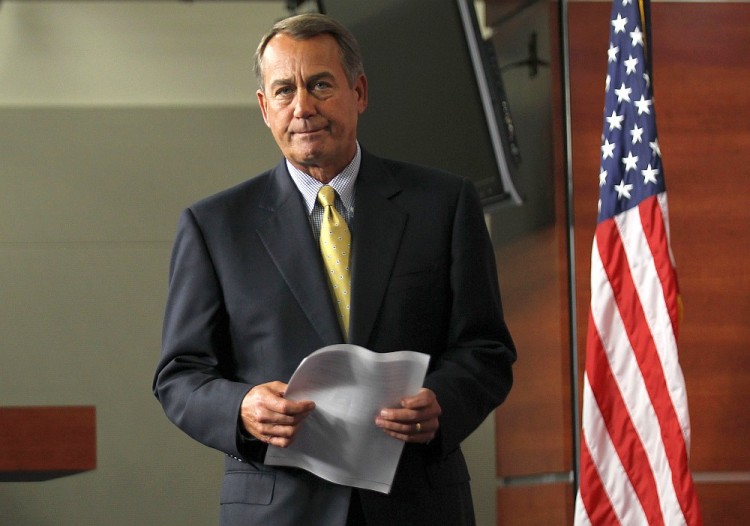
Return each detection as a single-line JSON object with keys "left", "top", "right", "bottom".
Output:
{"left": 293, "top": 89, "right": 316, "bottom": 119}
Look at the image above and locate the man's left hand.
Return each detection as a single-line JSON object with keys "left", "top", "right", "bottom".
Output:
{"left": 375, "top": 388, "right": 441, "bottom": 443}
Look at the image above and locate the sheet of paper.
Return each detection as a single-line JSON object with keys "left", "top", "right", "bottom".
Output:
{"left": 264, "top": 344, "right": 429, "bottom": 494}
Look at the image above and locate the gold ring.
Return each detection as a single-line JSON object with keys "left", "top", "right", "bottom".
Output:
{"left": 415, "top": 422, "right": 422, "bottom": 433}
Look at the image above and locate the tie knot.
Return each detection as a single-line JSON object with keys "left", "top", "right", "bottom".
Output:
{"left": 317, "top": 185, "right": 336, "bottom": 208}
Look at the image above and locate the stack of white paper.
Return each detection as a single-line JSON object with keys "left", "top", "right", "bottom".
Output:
{"left": 264, "top": 344, "right": 429, "bottom": 494}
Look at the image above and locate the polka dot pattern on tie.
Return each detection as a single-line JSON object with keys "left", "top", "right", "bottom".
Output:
{"left": 317, "top": 185, "right": 352, "bottom": 337}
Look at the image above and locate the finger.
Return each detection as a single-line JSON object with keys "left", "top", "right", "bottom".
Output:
{"left": 242, "top": 396, "right": 291, "bottom": 427}
{"left": 240, "top": 383, "right": 314, "bottom": 442}
{"left": 375, "top": 418, "right": 440, "bottom": 442}
{"left": 260, "top": 400, "right": 315, "bottom": 423}
{"left": 248, "top": 406, "right": 303, "bottom": 428}
{"left": 245, "top": 384, "right": 314, "bottom": 421}
{"left": 260, "top": 383, "right": 316, "bottom": 416}
{"left": 282, "top": 398, "right": 317, "bottom": 416}
{"left": 400, "top": 389, "right": 441, "bottom": 416}
{"left": 249, "top": 411, "right": 314, "bottom": 448}
{"left": 258, "top": 431, "right": 292, "bottom": 448}
{"left": 376, "top": 415, "right": 437, "bottom": 435}
{"left": 399, "top": 388, "right": 433, "bottom": 408}
{"left": 257, "top": 422, "right": 298, "bottom": 443}
{"left": 378, "top": 420, "right": 437, "bottom": 443}
{"left": 377, "top": 406, "right": 420, "bottom": 424}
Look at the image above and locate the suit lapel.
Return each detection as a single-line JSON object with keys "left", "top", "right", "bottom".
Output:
{"left": 349, "top": 153, "right": 407, "bottom": 347}
{"left": 255, "top": 161, "right": 343, "bottom": 345}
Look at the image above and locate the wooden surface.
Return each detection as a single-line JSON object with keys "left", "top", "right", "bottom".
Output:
{"left": 490, "top": 0, "right": 750, "bottom": 523}
{"left": 494, "top": 226, "right": 572, "bottom": 477}
{"left": 567, "top": 1, "right": 750, "bottom": 522}
{"left": 694, "top": 482, "right": 750, "bottom": 524}
{"left": 496, "top": 483, "right": 573, "bottom": 526}
{"left": 0, "top": 406, "right": 96, "bottom": 481}
{"left": 489, "top": 0, "right": 574, "bottom": 480}
{"left": 568, "top": 0, "right": 750, "bottom": 473}
{"left": 488, "top": 10, "right": 577, "bottom": 526}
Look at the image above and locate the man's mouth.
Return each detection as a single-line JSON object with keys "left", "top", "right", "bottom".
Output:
{"left": 291, "top": 123, "right": 329, "bottom": 136}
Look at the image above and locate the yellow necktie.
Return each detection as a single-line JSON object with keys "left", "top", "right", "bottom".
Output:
{"left": 317, "top": 186, "right": 352, "bottom": 337}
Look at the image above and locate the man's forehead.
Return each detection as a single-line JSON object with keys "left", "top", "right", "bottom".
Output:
{"left": 262, "top": 35, "right": 344, "bottom": 79}
{"left": 264, "top": 33, "right": 339, "bottom": 59}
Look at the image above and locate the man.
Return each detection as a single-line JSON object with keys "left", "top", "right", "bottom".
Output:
{"left": 154, "top": 13, "right": 516, "bottom": 526}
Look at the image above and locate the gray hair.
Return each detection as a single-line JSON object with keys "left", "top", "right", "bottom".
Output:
{"left": 253, "top": 13, "right": 365, "bottom": 90}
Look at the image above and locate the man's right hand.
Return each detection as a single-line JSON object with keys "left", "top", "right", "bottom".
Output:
{"left": 240, "top": 381, "right": 315, "bottom": 448}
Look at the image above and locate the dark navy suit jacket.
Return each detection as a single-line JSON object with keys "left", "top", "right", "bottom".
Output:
{"left": 154, "top": 149, "right": 516, "bottom": 525}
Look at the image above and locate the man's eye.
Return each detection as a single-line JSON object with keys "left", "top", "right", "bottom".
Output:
{"left": 275, "top": 87, "right": 294, "bottom": 97}
{"left": 312, "top": 82, "right": 332, "bottom": 91}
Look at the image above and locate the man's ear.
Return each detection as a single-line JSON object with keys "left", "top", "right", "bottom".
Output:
{"left": 257, "top": 89, "right": 270, "bottom": 127}
{"left": 355, "top": 74, "right": 368, "bottom": 114}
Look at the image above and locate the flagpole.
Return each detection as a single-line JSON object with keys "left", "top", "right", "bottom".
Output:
{"left": 557, "top": 0, "right": 582, "bottom": 496}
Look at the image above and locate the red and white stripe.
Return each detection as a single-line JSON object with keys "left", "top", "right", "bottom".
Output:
{"left": 575, "top": 193, "right": 702, "bottom": 525}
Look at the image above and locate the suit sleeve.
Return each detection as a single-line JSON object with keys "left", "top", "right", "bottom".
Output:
{"left": 422, "top": 178, "right": 517, "bottom": 455}
{"left": 153, "top": 208, "right": 252, "bottom": 459}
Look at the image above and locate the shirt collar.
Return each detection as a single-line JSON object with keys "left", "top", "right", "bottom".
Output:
{"left": 286, "top": 142, "right": 360, "bottom": 215}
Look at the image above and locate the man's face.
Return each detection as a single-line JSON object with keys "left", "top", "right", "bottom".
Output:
{"left": 257, "top": 33, "right": 368, "bottom": 181}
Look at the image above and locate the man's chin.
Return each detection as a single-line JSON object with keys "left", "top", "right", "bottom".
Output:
{"left": 294, "top": 151, "right": 323, "bottom": 165}
{"left": 287, "top": 143, "right": 326, "bottom": 165}
{"left": 290, "top": 130, "right": 324, "bottom": 145}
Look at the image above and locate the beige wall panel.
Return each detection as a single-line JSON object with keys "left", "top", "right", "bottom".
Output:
{"left": 0, "top": 107, "right": 278, "bottom": 243}
{"left": 0, "top": 106, "right": 280, "bottom": 525}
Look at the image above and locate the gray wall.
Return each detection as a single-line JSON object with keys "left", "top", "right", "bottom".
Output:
{"left": 0, "top": 106, "right": 278, "bottom": 525}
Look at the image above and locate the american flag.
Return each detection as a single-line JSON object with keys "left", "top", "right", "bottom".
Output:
{"left": 574, "top": 0, "right": 703, "bottom": 524}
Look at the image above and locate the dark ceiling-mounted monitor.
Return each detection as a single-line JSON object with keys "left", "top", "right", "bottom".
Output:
{"left": 323, "top": 0, "right": 523, "bottom": 210}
